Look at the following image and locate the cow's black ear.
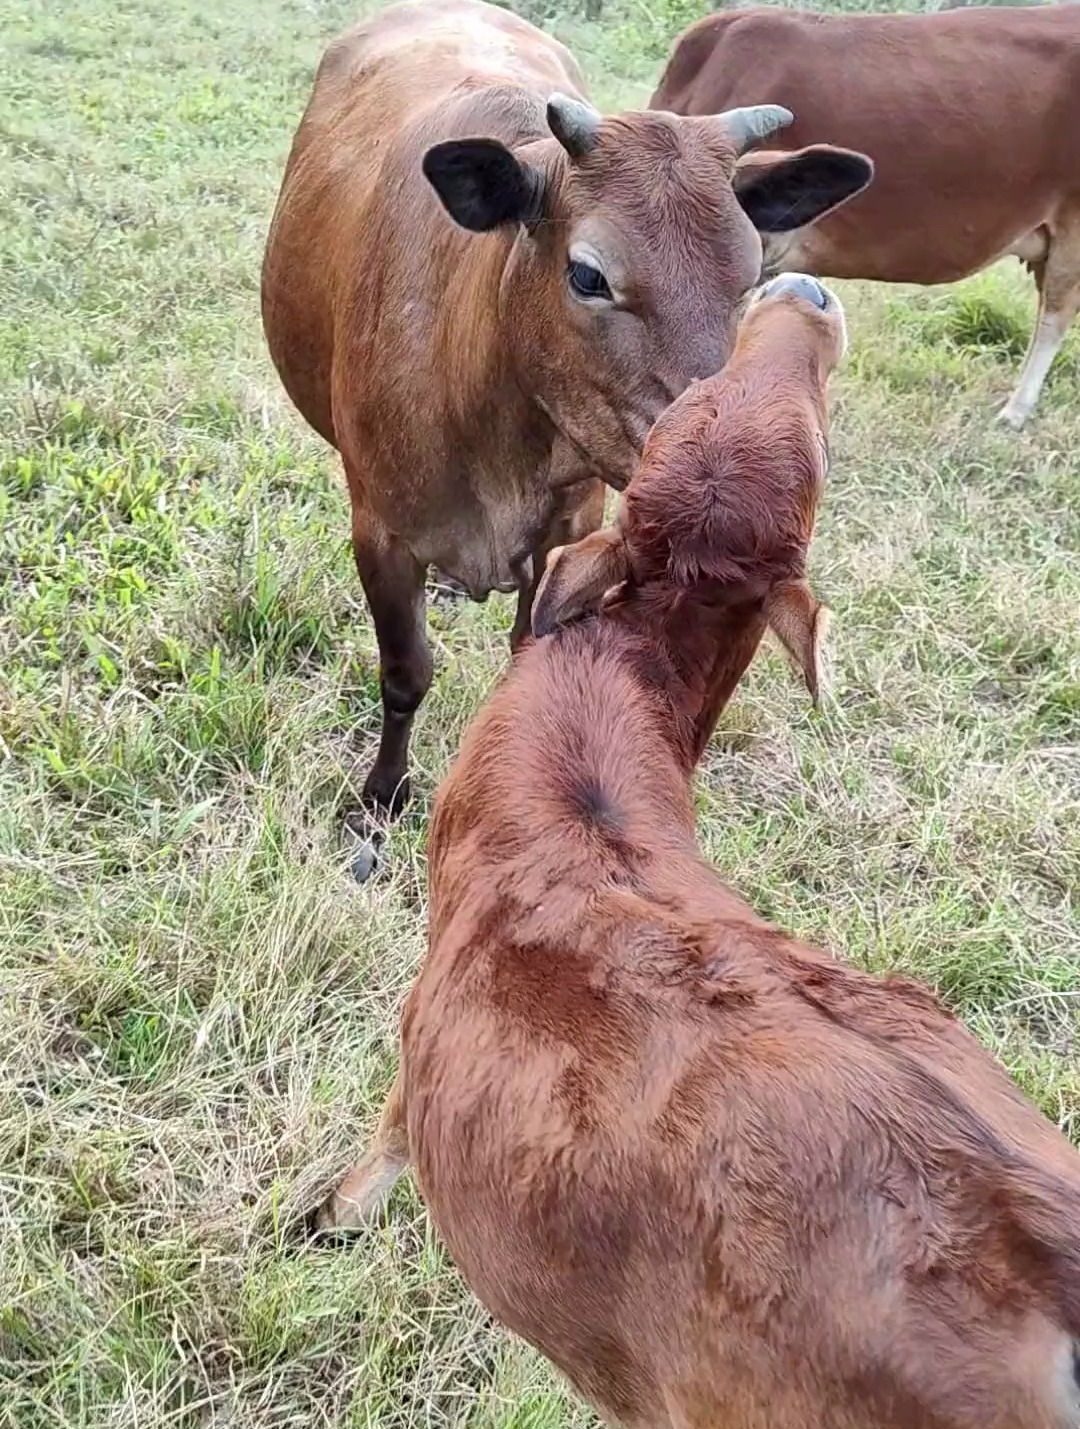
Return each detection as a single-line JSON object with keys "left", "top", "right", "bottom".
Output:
{"left": 423, "top": 139, "right": 543, "bottom": 232}
{"left": 734, "top": 145, "right": 873, "bottom": 233}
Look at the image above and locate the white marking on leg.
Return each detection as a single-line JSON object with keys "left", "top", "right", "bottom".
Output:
{"left": 316, "top": 1075, "right": 410, "bottom": 1231}
{"left": 1000, "top": 308, "right": 1072, "bottom": 429}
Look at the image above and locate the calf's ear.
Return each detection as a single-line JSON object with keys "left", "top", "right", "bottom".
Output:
{"left": 532, "top": 529, "right": 629, "bottom": 639}
{"left": 764, "top": 579, "right": 830, "bottom": 705}
{"left": 734, "top": 145, "right": 873, "bottom": 233}
{"left": 423, "top": 139, "right": 543, "bottom": 231}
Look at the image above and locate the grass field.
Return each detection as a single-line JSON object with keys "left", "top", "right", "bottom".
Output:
{"left": 3, "top": 0, "right": 1080, "bottom": 1423}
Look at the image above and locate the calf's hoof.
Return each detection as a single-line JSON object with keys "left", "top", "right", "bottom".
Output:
{"left": 314, "top": 1162, "right": 399, "bottom": 1232}
{"left": 313, "top": 1187, "right": 365, "bottom": 1234}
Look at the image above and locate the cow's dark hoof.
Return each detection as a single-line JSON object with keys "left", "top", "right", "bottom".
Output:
{"left": 361, "top": 768, "right": 410, "bottom": 820}
{"left": 342, "top": 811, "right": 384, "bottom": 884}
{"left": 350, "top": 839, "right": 379, "bottom": 884}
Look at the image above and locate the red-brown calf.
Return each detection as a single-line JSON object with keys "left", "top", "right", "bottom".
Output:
{"left": 320, "top": 276, "right": 1080, "bottom": 1429}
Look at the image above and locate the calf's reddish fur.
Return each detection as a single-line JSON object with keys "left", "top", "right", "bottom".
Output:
{"left": 320, "top": 281, "right": 1080, "bottom": 1429}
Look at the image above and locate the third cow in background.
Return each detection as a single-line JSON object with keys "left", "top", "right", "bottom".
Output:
{"left": 652, "top": 3, "right": 1080, "bottom": 428}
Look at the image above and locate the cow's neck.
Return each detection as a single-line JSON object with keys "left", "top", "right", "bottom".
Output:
{"left": 440, "top": 234, "right": 519, "bottom": 414}
{"left": 438, "top": 230, "right": 559, "bottom": 470}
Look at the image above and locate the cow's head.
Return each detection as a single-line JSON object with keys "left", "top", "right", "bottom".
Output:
{"left": 422, "top": 98, "right": 871, "bottom": 489}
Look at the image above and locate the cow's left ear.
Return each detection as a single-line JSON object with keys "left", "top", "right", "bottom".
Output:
{"left": 423, "top": 138, "right": 543, "bottom": 232}
{"left": 734, "top": 145, "right": 873, "bottom": 233}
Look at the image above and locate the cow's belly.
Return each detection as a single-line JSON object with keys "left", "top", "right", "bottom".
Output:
{"left": 411, "top": 507, "right": 535, "bottom": 599}
{"left": 340, "top": 391, "right": 606, "bottom": 602}
{"left": 763, "top": 213, "right": 1053, "bottom": 288}
{"left": 1007, "top": 227, "right": 1051, "bottom": 267}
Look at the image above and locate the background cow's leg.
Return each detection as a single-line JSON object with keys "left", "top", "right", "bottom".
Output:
{"left": 1000, "top": 216, "right": 1080, "bottom": 428}
{"left": 510, "top": 479, "right": 606, "bottom": 650}
{"left": 316, "top": 1073, "right": 409, "bottom": 1231}
{"left": 351, "top": 509, "right": 433, "bottom": 845}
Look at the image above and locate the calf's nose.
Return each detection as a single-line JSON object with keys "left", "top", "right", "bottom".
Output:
{"left": 758, "top": 272, "right": 833, "bottom": 311}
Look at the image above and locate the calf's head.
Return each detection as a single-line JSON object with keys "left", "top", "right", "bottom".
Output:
{"left": 423, "top": 99, "right": 871, "bottom": 489}
{"left": 532, "top": 273, "right": 847, "bottom": 703}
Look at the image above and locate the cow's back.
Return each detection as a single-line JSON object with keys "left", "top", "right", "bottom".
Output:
{"left": 261, "top": 0, "right": 583, "bottom": 446}
{"left": 652, "top": 5, "right": 1080, "bottom": 283}
{"left": 411, "top": 866, "right": 1080, "bottom": 1429}
{"left": 294, "top": 0, "right": 582, "bottom": 148}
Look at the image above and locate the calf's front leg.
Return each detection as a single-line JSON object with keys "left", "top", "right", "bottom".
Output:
{"left": 316, "top": 1072, "right": 409, "bottom": 1231}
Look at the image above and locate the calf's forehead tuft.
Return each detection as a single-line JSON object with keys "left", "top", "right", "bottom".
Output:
{"left": 623, "top": 412, "right": 822, "bottom": 584}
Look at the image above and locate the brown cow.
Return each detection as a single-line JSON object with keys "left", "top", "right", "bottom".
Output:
{"left": 651, "top": 3, "right": 1080, "bottom": 429}
{"left": 320, "top": 274, "right": 1080, "bottom": 1427}
{"left": 261, "top": 0, "right": 871, "bottom": 872}
{"left": 317, "top": 276, "right": 1080, "bottom": 1428}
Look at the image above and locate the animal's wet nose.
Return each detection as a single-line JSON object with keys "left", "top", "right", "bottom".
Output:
{"left": 759, "top": 272, "right": 832, "bottom": 311}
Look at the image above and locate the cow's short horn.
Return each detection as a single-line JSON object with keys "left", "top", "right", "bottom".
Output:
{"left": 547, "top": 92, "right": 601, "bottom": 158}
{"left": 718, "top": 104, "right": 794, "bottom": 156}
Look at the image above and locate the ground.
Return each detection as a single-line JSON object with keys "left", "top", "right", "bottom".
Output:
{"left": 2, "top": 0, "right": 1079, "bottom": 1424}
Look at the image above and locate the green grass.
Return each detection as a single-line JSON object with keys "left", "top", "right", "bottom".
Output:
{"left": 3, "top": 0, "right": 1080, "bottom": 1423}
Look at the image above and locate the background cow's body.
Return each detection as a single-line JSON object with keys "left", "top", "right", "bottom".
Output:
{"left": 652, "top": 4, "right": 1080, "bottom": 426}
{"left": 262, "top": 0, "right": 869, "bottom": 857}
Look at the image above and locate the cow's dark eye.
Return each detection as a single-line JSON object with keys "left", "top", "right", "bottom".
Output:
{"left": 568, "top": 260, "right": 612, "bottom": 301}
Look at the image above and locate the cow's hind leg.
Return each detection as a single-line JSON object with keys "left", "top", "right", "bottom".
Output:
{"left": 348, "top": 507, "right": 433, "bottom": 879}
{"left": 510, "top": 479, "right": 606, "bottom": 650}
{"left": 316, "top": 1073, "right": 409, "bottom": 1231}
{"left": 1000, "top": 214, "right": 1080, "bottom": 429}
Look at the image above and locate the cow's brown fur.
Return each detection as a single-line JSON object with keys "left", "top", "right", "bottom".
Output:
{"left": 261, "top": 0, "right": 870, "bottom": 849}
{"left": 316, "top": 277, "right": 1080, "bottom": 1426}
{"left": 651, "top": 3, "right": 1080, "bottom": 428}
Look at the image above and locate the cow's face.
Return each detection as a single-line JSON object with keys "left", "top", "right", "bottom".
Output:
{"left": 424, "top": 100, "right": 871, "bottom": 490}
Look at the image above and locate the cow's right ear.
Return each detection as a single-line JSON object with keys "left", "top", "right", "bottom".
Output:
{"left": 532, "top": 529, "right": 629, "bottom": 639}
{"left": 734, "top": 145, "right": 873, "bottom": 233}
{"left": 423, "top": 139, "right": 543, "bottom": 232}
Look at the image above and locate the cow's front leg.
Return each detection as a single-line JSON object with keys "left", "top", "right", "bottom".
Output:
{"left": 346, "top": 492, "right": 433, "bottom": 881}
